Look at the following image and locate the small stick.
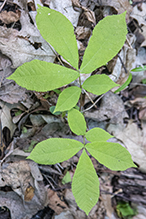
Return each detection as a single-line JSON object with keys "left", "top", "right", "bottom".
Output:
{"left": 82, "top": 93, "right": 105, "bottom": 113}
{"left": 0, "top": 0, "right": 7, "bottom": 11}
{"left": 117, "top": 54, "right": 128, "bottom": 74}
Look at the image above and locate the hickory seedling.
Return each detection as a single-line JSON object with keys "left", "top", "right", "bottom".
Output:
{"left": 8, "top": 6, "right": 136, "bottom": 215}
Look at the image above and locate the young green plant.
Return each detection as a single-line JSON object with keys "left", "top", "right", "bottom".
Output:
{"left": 7, "top": 6, "right": 136, "bottom": 215}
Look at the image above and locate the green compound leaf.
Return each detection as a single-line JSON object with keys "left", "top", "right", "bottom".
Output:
{"left": 114, "top": 73, "right": 132, "bottom": 93}
{"left": 27, "top": 138, "right": 83, "bottom": 164}
{"left": 7, "top": 60, "right": 79, "bottom": 92}
{"left": 36, "top": 5, "right": 79, "bottom": 70}
{"left": 68, "top": 108, "right": 87, "bottom": 135}
{"left": 82, "top": 74, "right": 119, "bottom": 95}
{"left": 85, "top": 128, "right": 113, "bottom": 142}
{"left": 85, "top": 142, "right": 137, "bottom": 171}
{"left": 72, "top": 149, "right": 100, "bottom": 215}
{"left": 80, "top": 12, "right": 127, "bottom": 74}
{"left": 54, "top": 86, "right": 81, "bottom": 112}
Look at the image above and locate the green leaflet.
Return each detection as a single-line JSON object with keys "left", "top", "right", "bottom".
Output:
{"left": 54, "top": 86, "right": 81, "bottom": 112}
{"left": 80, "top": 12, "right": 127, "bottom": 74}
{"left": 114, "top": 73, "right": 132, "bottom": 93}
{"left": 131, "top": 65, "right": 146, "bottom": 72}
{"left": 68, "top": 108, "right": 87, "bottom": 135}
{"left": 36, "top": 5, "right": 79, "bottom": 70}
{"left": 27, "top": 138, "right": 83, "bottom": 164}
{"left": 85, "top": 142, "right": 137, "bottom": 171}
{"left": 85, "top": 128, "right": 113, "bottom": 142}
{"left": 50, "top": 106, "right": 61, "bottom": 115}
{"left": 72, "top": 149, "right": 100, "bottom": 215}
{"left": 62, "top": 171, "right": 72, "bottom": 185}
{"left": 82, "top": 74, "right": 119, "bottom": 95}
{"left": 116, "top": 202, "right": 136, "bottom": 218}
{"left": 7, "top": 60, "right": 79, "bottom": 92}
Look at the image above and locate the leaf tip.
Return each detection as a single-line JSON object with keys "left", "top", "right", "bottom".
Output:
{"left": 132, "top": 162, "right": 138, "bottom": 168}
{"left": 37, "top": 4, "right": 42, "bottom": 9}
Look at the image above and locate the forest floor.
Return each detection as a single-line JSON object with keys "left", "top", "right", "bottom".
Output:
{"left": 0, "top": 0, "right": 146, "bottom": 218}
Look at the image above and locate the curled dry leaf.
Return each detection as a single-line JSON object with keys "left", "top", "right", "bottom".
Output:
{"left": 47, "top": 189, "right": 68, "bottom": 214}
{"left": 75, "top": 26, "right": 91, "bottom": 40}
{"left": 0, "top": 100, "right": 16, "bottom": 138}
{"left": 98, "top": 0, "right": 132, "bottom": 21}
{"left": 130, "top": 3, "right": 146, "bottom": 26}
{"left": 82, "top": 6, "right": 96, "bottom": 25}
{"left": 0, "top": 11, "right": 56, "bottom": 68}
{"left": 0, "top": 54, "right": 28, "bottom": 104}
{"left": 140, "top": 25, "right": 146, "bottom": 47}
{"left": 109, "top": 33, "right": 136, "bottom": 84}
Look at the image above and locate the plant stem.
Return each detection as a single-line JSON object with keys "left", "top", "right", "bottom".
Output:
{"left": 82, "top": 93, "right": 105, "bottom": 113}
{"left": 79, "top": 75, "right": 82, "bottom": 111}
{"left": 83, "top": 135, "right": 85, "bottom": 146}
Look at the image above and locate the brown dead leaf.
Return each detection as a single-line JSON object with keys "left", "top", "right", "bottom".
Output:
{"left": 75, "top": 26, "right": 91, "bottom": 40}
{"left": 71, "top": 0, "right": 81, "bottom": 9}
{"left": 0, "top": 11, "right": 56, "bottom": 68}
{"left": 1, "top": 160, "right": 32, "bottom": 192}
{"left": 82, "top": 7, "right": 96, "bottom": 25}
{"left": 0, "top": 81, "right": 28, "bottom": 104}
{"left": 0, "top": 100, "right": 16, "bottom": 138}
{"left": 50, "top": 0, "right": 81, "bottom": 27}
{"left": 0, "top": 121, "right": 7, "bottom": 160}
{"left": 24, "top": 185, "right": 35, "bottom": 202}
{"left": 139, "top": 107, "right": 146, "bottom": 120}
{"left": 130, "top": 97, "right": 146, "bottom": 109}
{"left": 109, "top": 34, "right": 136, "bottom": 85}
{"left": 97, "top": 0, "right": 132, "bottom": 21}
{"left": 47, "top": 189, "right": 68, "bottom": 214}
{"left": 100, "top": 179, "right": 114, "bottom": 218}
{"left": 108, "top": 120, "right": 146, "bottom": 173}
{"left": 130, "top": 3, "right": 146, "bottom": 26}
{"left": 0, "top": 54, "right": 28, "bottom": 103}
{"left": 0, "top": 191, "right": 39, "bottom": 219}
{"left": 65, "top": 189, "right": 77, "bottom": 209}
{"left": 85, "top": 91, "right": 128, "bottom": 124}
{"left": 0, "top": 11, "right": 20, "bottom": 24}
{"left": 140, "top": 25, "right": 146, "bottom": 47}
{"left": 72, "top": 0, "right": 96, "bottom": 24}
{"left": 130, "top": 86, "right": 146, "bottom": 98}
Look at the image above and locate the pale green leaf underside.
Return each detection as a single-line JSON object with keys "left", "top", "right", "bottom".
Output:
{"left": 54, "top": 86, "right": 81, "bottom": 112}
{"left": 27, "top": 138, "right": 83, "bottom": 164}
{"left": 82, "top": 74, "right": 119, "bottom": 95}
{"left": 68, "top": 108, "right": 87, "bottom": 135}
{"left": 80, "top": 12, "right": 127, "bottom": 74}
{"left": 36, "top": 6, "right": 79, "bottom": 70}
{"left": 85, "top": 142, "right": 136, "bottom": 171}
{"left": 85, "top": 128, "right": 113, "bottom": 142}
{"left": 72, "top": 149, "right": 100, "bottom": 215}
{"left": 8, "top": 60, "right": 79, "bottom": 92}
